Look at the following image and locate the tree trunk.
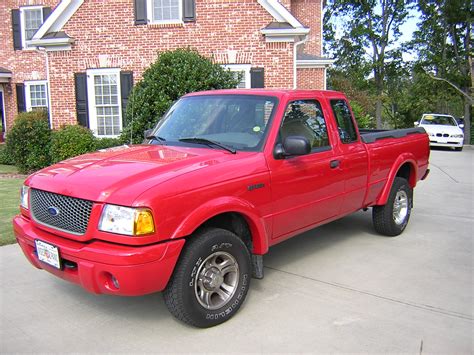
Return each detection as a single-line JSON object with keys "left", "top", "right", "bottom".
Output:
{"left": 375, "top": 98, "right": 383, "bottom": 129}
{"left": 463, "top": 98, "right": 471, "bottom": 144}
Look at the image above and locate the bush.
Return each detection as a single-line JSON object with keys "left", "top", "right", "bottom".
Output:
{"left": 5, "top": 110, "right": 51, "bottom": 174}
{"left": 121, "top": 48, "right": 239, "bottom": 143}
{"left": 95, "top": 137, "right": 123, "bottom": 150}
{"left": 0, "top": 144, "right": 15, "bottom": 165}
{"left": 50, "top": 125, "right": 96, "bottom": 164}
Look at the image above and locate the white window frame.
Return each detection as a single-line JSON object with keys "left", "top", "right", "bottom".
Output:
{"left": 86, "top": 68, "right": 122, "bottom": 138}
{"left": 25, "top": 80, "right": 49, "bottom": 112}
{"left": 147, "top": 0, "right": 183, "bottom": 24}
{"left": 20, "top": 6, "right": 44, "bottom": 50}
{"left": 222, "top": 64, "right": 251, "bottom": 89}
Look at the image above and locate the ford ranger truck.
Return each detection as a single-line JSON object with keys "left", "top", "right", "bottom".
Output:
{"left": 13, "top": 90, "right": 430, "bottom": 327}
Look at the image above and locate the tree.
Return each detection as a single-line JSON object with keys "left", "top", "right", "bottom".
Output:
{"left": 410, "top": 0, "right": 472, "bottom": 143}
{"left": 121, "top": 48, "right": 239, "bottom": 144}
{"left": 326, "top": 0, "right": 414, "bottom": 128}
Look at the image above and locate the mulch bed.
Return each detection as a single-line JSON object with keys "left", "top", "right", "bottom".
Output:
{"left": 0, "top": 173, "right": 27, "bottom": 179}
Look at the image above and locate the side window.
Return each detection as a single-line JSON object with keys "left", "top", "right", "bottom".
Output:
{"left": 330, "top": 99, "right": 358, "bottom": 143}
{"left": 280, "top": 100, "right": 330, "bottom": 150}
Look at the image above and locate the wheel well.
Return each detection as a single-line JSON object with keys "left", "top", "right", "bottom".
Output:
{"left": 198, "top": 213, "right": 253, "bottom": 253}
{"left": 396, "top": 163, "right": 415, "bottom": 186}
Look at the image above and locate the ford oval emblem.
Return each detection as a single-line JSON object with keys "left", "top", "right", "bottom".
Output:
{"left": 48, "top": 207, "right": 60, "bottom": 216}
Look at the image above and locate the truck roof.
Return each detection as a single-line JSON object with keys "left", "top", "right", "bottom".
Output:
{"left": 184, "top": 89, "right": 345, "bottom": 99}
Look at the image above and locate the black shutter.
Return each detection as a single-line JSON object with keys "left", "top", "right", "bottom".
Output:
{"left": 183, "top": 0, "right": 196, "bottom": 22}
{"left": 74, "top": 73, "right": 89, "bottom": 127}
{"left": 12, "top": 10, "right": 22, "bottom": 50}
{"left": 16, "top": 84, "right": 26, "bottom": 112}
{"left": 134, "top": 0, "right": 147, "bottom": 25}
{"left": 43, "top": 7, "right": 52, "bottom": 22}
{"left": 250, "top": 68, "right": 265, "bottom": 88}
{"left": 120, "top": 71, "right": 133, "bottom": 124}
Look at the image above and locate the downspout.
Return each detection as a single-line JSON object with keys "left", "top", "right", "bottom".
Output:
{"left": 37, "top": 47, "right": 53, "bottom": 128}
{"left": 293, "top": 36, "right": 307, "bottom": 89}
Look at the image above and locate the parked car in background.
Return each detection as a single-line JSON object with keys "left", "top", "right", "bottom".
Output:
{"left": 415, "top": 114, "right": 464, "bottom": 151}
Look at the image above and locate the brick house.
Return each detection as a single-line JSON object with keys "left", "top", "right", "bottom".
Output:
{"left": 1, "top": 0, "right": 333, "bottom": 139}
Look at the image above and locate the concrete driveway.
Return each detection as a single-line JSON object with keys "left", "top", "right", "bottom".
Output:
{"left": 1, "top": 149, "right": 472, "bottom": 353}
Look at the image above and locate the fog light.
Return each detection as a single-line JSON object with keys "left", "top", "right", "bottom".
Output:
{"left": 111, "top": 275, "right": 120, "bottom": 289}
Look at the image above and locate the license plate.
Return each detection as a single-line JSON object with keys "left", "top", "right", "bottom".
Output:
{"left": 35, "top": 240, "right": 61, "bottom": 269}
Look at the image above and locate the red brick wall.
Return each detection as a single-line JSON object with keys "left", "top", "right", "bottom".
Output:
{"left": 297, "top": 67, "right": 325, "bottom": 89}
{"left": 0, "top": 0, "right": 60, "bottom": 131}
{"left": 292, "top": 0, "right": 322, "bottom": 56}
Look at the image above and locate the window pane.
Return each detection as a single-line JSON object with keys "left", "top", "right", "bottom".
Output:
{"left": 29, "top": 83, "right": 47, "bottom": 108}
{"left": 280, "top": 100, "right": 329, "bottom": 149}
{"left": 330, "top": 100, "right": 358, "bottom": 143}
{"left": 153, "top": 0, "right": 180, "bottom": 21}
{"left": 24, "top": 9, "right": 43, "bottom": 40}
{"left": 93, "top": 73, "right": 121, "bottom": 136}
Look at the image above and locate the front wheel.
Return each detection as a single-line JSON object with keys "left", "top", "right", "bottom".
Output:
{"left": 455, "top": 146, "right": 463, "bottom": 151}
{"left": 163, "top": 228, "right": 251, "bottom": 327}
{"left": 372, "top": 177, "right": 413, "bottom": 237}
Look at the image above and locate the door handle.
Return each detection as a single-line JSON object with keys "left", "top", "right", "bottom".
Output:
{"left": 330, "top": 160, "right": 340, "bottom": 169}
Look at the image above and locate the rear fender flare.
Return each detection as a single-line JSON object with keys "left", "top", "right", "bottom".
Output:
{"left": 376, "top": 154, "right": 417, "bottom": 206}
{"left": 170, "top": 196, "right": 269, "bottom": 255}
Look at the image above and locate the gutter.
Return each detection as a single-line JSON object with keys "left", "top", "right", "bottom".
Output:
{"left": 294, "top": 37, "right": 307, "bottom": 89}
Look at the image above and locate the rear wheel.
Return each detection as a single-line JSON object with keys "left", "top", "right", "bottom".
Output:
{"left": 163, "top": 228, "right": 251, "bottom": 328}
{"left": 373, "top": 177, "right": 413, "bottom": 236}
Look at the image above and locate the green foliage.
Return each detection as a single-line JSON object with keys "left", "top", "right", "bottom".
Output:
{"left": 0, "top": 144, "right": 15, "bottom": 165}
{"left": 350, "top": 101, "right": 375, "bottom": 129}
{"left": 95, "top": 137, "right": 123, "bottom": 150}
{"left": 121, "top": 48, "right": 239, "bottom": 143}
{"left": 50, "top": 125, "right": 96, "bottom": 164}
{"left": 5, "top": 110, "right": 51, "bottom": 174}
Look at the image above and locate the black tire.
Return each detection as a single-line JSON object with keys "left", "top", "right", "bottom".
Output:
{"left": 163, "top": 228, "right": 251, "bottom": 328}
{"left": 455, "top": 147, "right": 463, "bottom": 151}
{"left": 372, "top": 177, "right": 413, "bottom": 237}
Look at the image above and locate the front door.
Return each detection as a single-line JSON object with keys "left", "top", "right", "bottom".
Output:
{"left": 268, "top": 99, "right": 345, "bottom": 240}
{"left": 0, "top": 87, "right": 5, "bottom": 142}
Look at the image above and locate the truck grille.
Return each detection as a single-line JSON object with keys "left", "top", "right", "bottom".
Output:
{"left": 30, "top": 189, "right": 93, "bottom": 235}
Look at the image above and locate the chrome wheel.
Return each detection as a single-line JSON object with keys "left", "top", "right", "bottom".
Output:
{"left": 194, "top": 251, "right": 239, "bottom": 310}
{"left": 393, "top": 190, "right": 408, "bottom": 225}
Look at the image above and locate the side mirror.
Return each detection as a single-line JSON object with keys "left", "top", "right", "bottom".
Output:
{"left": 274, "top": 136, "right": 311, "bottom": 159}
{"left": 459, "top": 123, "right": 464, "bottom": 129}
{"left": 144, "top": 129, "right": 153, "bottom": 139}
{"left": 414, "top": 121, "right": 419, "bottom": 126}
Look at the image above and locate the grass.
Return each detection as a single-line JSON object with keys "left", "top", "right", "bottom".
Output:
{"left": 0, "top": 164, "right": 19, "bottom": 174}
{"left": 0, "top": 178, "right": 24, "bottom": 246}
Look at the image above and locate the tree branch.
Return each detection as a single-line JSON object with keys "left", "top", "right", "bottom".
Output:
{"left": 425, "top": 71, "right": 473, "bottom": 103}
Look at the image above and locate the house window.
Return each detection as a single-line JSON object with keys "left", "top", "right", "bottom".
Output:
{"left": 20, "top": 6, "right": 44, "bottom": 48}
{"left": 87, "top": 69, "right": 122, "bottom": 137}
{"left": 25, "top": 81, "right": 49, "bottom": 111}
{"left": 222, "top": 64, "right": 251, "bottom": 89}
{"left": 148, "top": 0, "right": 182, "bottom": 23}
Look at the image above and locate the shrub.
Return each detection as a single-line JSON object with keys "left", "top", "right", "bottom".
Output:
{"left": 95, "top": 137, "right": 123, "bottom": 150}
{"left": 0, "top": 144, "right": 15, "bottom": 165}
{"left": 50, "top": 125, "right": 96, "bottom": 164}
{"left": 5, "top": 110, "right": 51, "bottom": 174}
{"left": 121, "top": 48, "right": 239, "bottom": 143}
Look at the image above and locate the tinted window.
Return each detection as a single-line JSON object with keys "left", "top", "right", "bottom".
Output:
{"left": 280, "top": 100, "right": 330, "bottom": 150}
{"left": 331, "top": 100, "right": 358, "bottom": 143}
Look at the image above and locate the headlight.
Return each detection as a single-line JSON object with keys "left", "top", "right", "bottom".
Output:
{"left": 428, "top": 132, "right": 436, "bottom": 137}
{"left": 98, "top": 204, "right": 155, "bottom": 236}
{"left": 451, "top": 134, "right": 464, "bottom": 138}
{"left": 20, "top": 185, "right": 29, "bottom": 209}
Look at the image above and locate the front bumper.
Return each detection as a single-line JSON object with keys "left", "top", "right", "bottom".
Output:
{"left": 429, "top": 138, "right": 463, "bottom": 148}
{"left": 13, "top": 215, "right": 185, "bottom": 296}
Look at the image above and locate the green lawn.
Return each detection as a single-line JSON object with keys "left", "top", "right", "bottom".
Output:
{"left": 0, "top": 178, "right": 23, "bottom": 245}
{"left": 0, "top": 164, "right": 18, "bottom": 174}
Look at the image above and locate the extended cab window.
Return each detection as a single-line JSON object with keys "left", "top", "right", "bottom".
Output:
{"left": 330, "top": 100, "right": 358, "bottom": 143}
{"left": 280, "top": 100, "right": 330, "bottom": 151}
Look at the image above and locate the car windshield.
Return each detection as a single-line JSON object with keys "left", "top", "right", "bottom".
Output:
{"left": 149, "top": 95, "right": 278, "bottom": 151}
{"left": 421, "top": 115, "right": 457, "bottom": 126}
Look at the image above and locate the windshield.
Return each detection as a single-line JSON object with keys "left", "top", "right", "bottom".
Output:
{"left": 421, "top": 115, "right": 457, "bottom": 126}
{"left": 150, "top": 95, "right": 278, "bottom": 151}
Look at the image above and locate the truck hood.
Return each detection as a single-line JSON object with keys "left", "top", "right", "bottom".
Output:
{"left": 420, "top": 124, "right": 463, "bottom": 135}
{"left": 26, "top": 145, "right": 247, "bottom": 205}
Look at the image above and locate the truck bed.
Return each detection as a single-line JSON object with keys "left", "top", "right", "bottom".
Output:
{"left": 359, "top": 127, "right": 426, "bottom": 144}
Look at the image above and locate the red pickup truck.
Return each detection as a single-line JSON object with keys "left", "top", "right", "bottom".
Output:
{"left": 14, "top": 89, "right": 429, "bottom": 327}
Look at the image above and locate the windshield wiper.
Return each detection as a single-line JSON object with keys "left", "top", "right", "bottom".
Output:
{"left": 179, "top": 137, "right": 236, "bottom": 154}
{"left": 146, "top": 134, "right": 167, "bottom": 144}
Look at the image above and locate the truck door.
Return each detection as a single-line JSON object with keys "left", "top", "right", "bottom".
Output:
{"left": 329, "top": 99, "right": 369, "bottom": 214}
{"left": 268, "top": 99, "right": 345, "bottom": 240}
